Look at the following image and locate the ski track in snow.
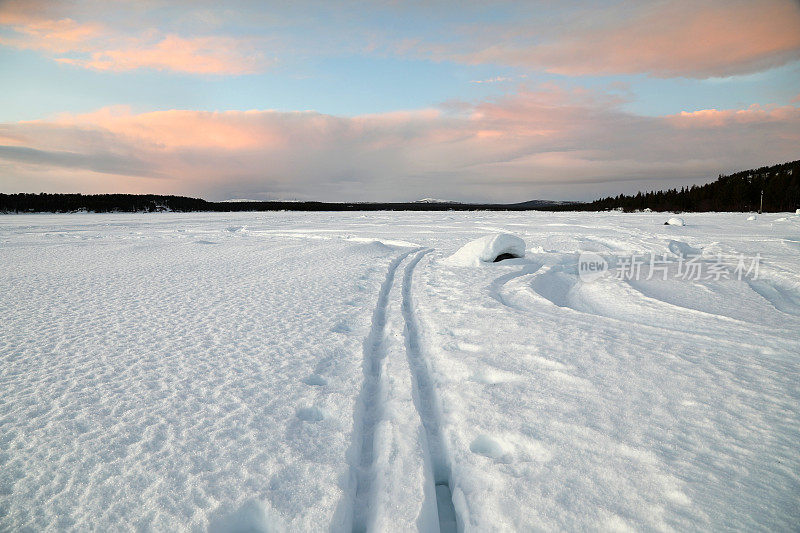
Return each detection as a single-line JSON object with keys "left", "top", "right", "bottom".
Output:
{"left": 2, "top": 211, "right": 799, "bottom": 531}
{"left": 349, "top": 248, "right": 417, "bottom": 532}
{"left": 348, "top": 247, "right": 458, "bottom": 533}
{"left": 401, "top": 250, "right": 458, "bottom": 533}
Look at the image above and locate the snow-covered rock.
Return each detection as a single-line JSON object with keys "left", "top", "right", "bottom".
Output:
{"left": 665, "top": 217, "right": 685, "bottom": 226}
{"left": 443, "top": 233, "right": 526, "bottom": 266}
{"left": 747, "top": 215, "right": 757, "bottom": 221}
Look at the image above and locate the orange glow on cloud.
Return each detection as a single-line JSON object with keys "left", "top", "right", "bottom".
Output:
{"left": 2, "top": 0, "right": 798, "bottom": 79}
{"left": 0, "top": 14, "right": 103, "bottom": 54}
{"left": 57, "top": 35, "right": 270, "bottom": 75}
{"left": 0, "top": 9, "right": 270, "bottom": 75}
{"left": 544, "top": 1, "right": 800, "bottom": 77}
{"left": 666, "top": 105, "right": 800, "bottom": 128}
{"left": 2, "top": 86, "right": 799, "bottom": 201}
{"left": 433, "top": 0, "right": 800, "bottom": 78}
{"left": 46, "top": 107, "right": 289, "bottom": 150}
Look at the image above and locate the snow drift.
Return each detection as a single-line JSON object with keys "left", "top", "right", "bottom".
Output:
{"left": 665, "top": 217, "right": 685, "bottom": 226}
{"left": 443, "top": 233, "right": 526, "bottom": 266}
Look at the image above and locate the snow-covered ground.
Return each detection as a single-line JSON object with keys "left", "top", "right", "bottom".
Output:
{"left": 1, "top": 211, "right": 798, "bottom": 531}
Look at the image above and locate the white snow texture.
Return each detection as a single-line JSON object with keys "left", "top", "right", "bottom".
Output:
{"left": 1, "top": 211, "right": 799, "bottom": 532}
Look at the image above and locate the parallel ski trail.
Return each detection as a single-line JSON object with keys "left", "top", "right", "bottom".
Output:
{"left": 401, "top": 249, "right": 458, "bottom": 533}
{"left": 350, "top": 249, "right": 416, "bottom": 533}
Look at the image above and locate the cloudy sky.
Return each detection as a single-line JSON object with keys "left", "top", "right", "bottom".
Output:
{"left": 1, "top": 0, "right": 799, "bottom": 202}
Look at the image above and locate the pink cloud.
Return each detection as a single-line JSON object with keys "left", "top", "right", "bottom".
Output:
{"left": 423, "top": 0, "right": 800, "bottom": 78}
{"left": 665, "top": 104, "right": 800, "bottom": 128}
{"left": 2, "top": 87, "right": 799, "bottom": 201}
{"left": 55, "top": 35, "right": 271, "bottom": 75}
{"left": 4, "top": 1, "right": 798, "bottom": 79}
{"left": 42, "top": 106, "right": 288, "bottom": 150}
{"left": 0, "top": 13, "right": 104, "bottom": 54}
{"left": 0, "top": 7, "right": 271, "bottom": 75}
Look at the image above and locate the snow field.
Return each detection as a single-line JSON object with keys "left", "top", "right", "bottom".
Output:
{"left": 1, "top": 217, "right": 402, "bottom": 530}
{"left": 2, "top": 211, "right": 799, "bottom": 531}
{"left": 415, "top": 259, "right": 799, "bottom": 530}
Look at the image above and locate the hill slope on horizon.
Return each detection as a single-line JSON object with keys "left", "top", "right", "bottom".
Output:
{"left": 582, "top": 159, "right": 799, "bottom": 213}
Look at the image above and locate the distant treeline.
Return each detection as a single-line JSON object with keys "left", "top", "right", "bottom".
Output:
{"left": 580, "top": 159, "right": 799, "bottom": 213}
{"left": 0, "top": 193, "right": 558, "bottom": 213}
{"left": 0, "top": 193, "right": 211, "bottom": 213}
{"left": 2, "top": 159, "right": 798, "bottom": 213}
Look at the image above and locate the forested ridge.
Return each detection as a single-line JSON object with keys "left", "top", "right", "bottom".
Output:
{"left": 581, "top": 159, "right": 799, "bottom": 212}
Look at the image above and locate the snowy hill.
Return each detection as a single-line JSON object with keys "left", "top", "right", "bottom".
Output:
{"left": 415, "top": 198, "right": 461, "bottom": 204}
{"left": 508, "top": 199, "right": 579, "bottom": 208}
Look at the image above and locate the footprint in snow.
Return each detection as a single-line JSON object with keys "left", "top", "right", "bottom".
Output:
{"left": 469, "top": 369, "right": 521, "bottom": 385}
{"left": 302, "top": 375, "right": 328, "bottom": 386}
{"left": 456, "top": 342, "right": 482, "bottom": 353}
{"left": 330, "top": 322, "right": 351, "bottom": 334}
{"left": 470, "top": 434, "right": 513, "bottom": 463}
{"left": 208, "top": 498, "right": 284, "bottom": 533}
{"left": 296, "top": 406, "right": 325, "bottom": 422}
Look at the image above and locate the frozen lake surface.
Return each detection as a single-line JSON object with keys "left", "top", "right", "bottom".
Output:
{"left": 1, "top": 211, "right": 799, "bottom": 531}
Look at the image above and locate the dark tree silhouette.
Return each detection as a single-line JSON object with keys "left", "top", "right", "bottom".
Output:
{"left": 579, "top": 160, "right": 799, "bottom": 213}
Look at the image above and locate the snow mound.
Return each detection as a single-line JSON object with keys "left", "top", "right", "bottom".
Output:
{"left": 346, "top": 240, "right": 396, "bottom": 255}
{"left": 747, "top": 215, "right": 757, "bottom": 221}
{"left": 443, "top": 233, "right": 526, "bottom": 266}
{"left": 665, "top": 217, "right": 685, "bottom": 226}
